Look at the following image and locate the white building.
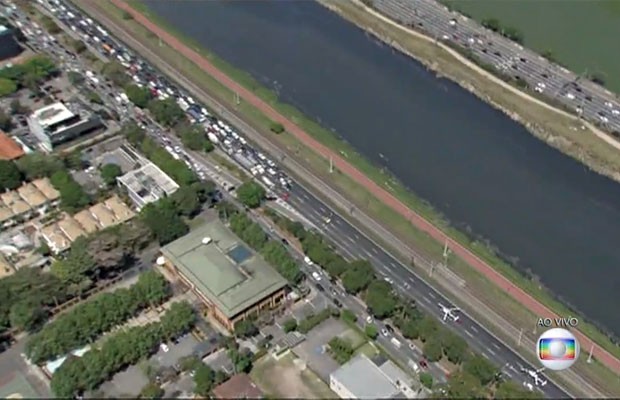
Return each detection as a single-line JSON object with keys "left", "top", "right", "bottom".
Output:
{"left": 330, "top": 354, "right": 418, "bottom": 399}
{"left": 27, "top": 102, "right": 102, "bottom": 152}
{"left": 117, "top": 161, "right": 179, "bottom": 211}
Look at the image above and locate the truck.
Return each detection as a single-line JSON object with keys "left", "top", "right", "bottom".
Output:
{"left": 102, "top": 43, "right": 112, "bottom": 53}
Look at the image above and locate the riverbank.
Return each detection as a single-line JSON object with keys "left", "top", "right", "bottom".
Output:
{"left": 82, "top": 0, "right": 620, "bottom": 392}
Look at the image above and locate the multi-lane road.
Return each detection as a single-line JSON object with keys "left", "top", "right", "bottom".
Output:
{"left": 13, "top": 0, "right": 582, "bottom": 396}
{"left": 375, "top": 0, "right": 620, "bottom": 133}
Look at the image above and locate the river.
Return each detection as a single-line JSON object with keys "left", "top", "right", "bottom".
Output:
{"left": 142, "top": 0, "right": 620, "bottom": 336}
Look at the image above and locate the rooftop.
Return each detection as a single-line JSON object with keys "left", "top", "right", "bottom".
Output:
{"left": 161, "top": 219, "right": 287, "bottom": 318}
{"left": 0, "top": 205, "right": 13, "bottom": 222}
{"left": 0, "top": 191, "right": 30, "bottom": 215}
{"left": 0, "top": 131, "right": 24, "bottom": 160}
{"left": 103, "top": 195, "right": 135, "bottom": 222}
{"left": 31, "top": 178, "right": 60, "bottom": 201}
{"left": 30, "top": 102, "right": 75, "bottom": 128}
{"left": 212, "top": 374, "right": 263, "bottom": 399}
{"left": 57, "top": 217, "right": 86, "bottom": 242}
{"left": 40, "top": 224, "right": 70, "bottom": 253}
{"left": 118, "top": 162, "right": 179, "bottom": 203}
{"left": 88, "top": 203, "right": 116, "bottom": 228}
{"left": 17, "top": 183, "right": 47, "bottom": 208}
{"left": 72, "top": 210, "right": 100, "bottom": 234}
{"left": 331, "top": 354, "right": 403, "bottom": 399}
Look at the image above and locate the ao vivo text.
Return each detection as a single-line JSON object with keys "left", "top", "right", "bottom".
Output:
{"left": 537, "top": 317, "right": 579, "bottom": 328}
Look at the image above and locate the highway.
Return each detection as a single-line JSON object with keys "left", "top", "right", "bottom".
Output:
{"left": 20, "top": 0, "right": 577, "bottom": 396}
{"left": 374, "top": 0, "right": 620, "bottom": 133}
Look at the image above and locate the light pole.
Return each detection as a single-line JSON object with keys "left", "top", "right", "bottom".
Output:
{"left": 587, "top": 345, "right": 594, "bottom": 364}
{"left": 442, "top": 239, "right": 451, "bottom": 267}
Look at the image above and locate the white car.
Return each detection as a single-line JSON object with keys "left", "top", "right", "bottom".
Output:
{"left": 381, "top": 328, "right": 390, "bottom": 337}
{"left": 384, "top": 277, "right": 394, "bottom": 284}
{"left": 523, "top": 382, "right": 534, "bottom": 392}
{"left": 311, "top": 271, "right": 321, "bottom": 281}
{"left": 304, "top": 256, "right": 313, "bottom": 266}
{"left": 605, "top": 101, "right": 613, "bottom": 108}
{"left": 612, "top": 109, "right": 619, "bottom": 116}
{"left": 160, "top": 343, "right": 170, "bottom": 353}
{"left": 366, "top": 315, "right": 373, "bottom": 324}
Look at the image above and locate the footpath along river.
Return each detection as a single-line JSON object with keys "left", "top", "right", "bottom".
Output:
{"left": 142, "top": 0, "right": 620, "bottom": 336}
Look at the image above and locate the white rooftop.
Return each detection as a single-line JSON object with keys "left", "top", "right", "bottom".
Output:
{"left": 118, "top": 161, "right": 179, "bottom": 202}
{"left": 31, "top": 102, "right": 75, "bottom": 128}
{"left": 331, "top": 354, "right": 405, "bottom": 399}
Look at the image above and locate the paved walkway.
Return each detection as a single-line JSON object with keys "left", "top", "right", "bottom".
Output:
{"left": 111, "top": 0, "right": 620, "bottom": 373}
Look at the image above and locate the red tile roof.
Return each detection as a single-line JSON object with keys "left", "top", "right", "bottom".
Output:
{"left": 0, "top": 131, "right": 24, "bottom": 160}
{"left": 212, "top": 374, "right": 263, "bottom": 399}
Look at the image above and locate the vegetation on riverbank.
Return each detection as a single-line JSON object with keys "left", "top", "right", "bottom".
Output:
{"left": 84, "top": 0, "right": 620, "bottom": 394}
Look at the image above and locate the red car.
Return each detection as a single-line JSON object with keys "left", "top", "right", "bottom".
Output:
{"left": 419, "top": 359, "right": 428, "bottom": 369}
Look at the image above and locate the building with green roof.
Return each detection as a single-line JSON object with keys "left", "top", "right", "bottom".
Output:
{"left": 159, "top": 217, "right": 287, "bottom": 331}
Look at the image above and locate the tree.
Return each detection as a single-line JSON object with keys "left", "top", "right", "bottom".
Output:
{"left": 70, "top": 39, "right": 87, "bottom": 54}
{"left": 419, "top": 372, "right": 433, "bottom": 389}
{"left": 86, "top": 90, "right": 103, "bottom": 105}
{"left": 365, "top": 280, "right": 397, "bottom": 319}
{"left": 590, "top": 71, "right": 606, "bottom": 87}
{"left": 170, "top": 185, "right": 201, "bottom": 217}
{"left": 283, "top": 318, "right": 297, "bottom": 333}
{"left": 100, "top": 163, "right": 123, "bottom": 186}
{"left": 203, "top": 140, "right": 214, "bottom": 153}
{"left": 193, "top": 364, "right": 215, "bottom": 396}
{"left": 140, "top": 201, "right": 189, "bottom": 245}
{"left": 15, "top": 152, "right": 64, "bottom": 179}
{"left": 270, "top": 121, "right": 285, "bottom": 134}
{"left": 50, "top": 170, "right": 90, "bottom": 213}
{"left": 417, "top": 316, "right": 439, "bottom": 342}
{"left": 140, "top": 382, "right": 164, "bottom": 399}
{"left": 102, "top": 61, "right": 130, "bottom": 86}
{"left": 124, "top": 84, "right": 152, "bottom": 108}
{"left": 9, "top": 299, "right": 45, "bottom": 332}
{"left": 41, "top": 15, "right": 61, "bottom": 34}
{"left": 440, "top": 331, "right": 468, "bottom": 364}
{"left": 122, "top": 10, "right": 133, "bottom": 20}
{"left": 446, "top": 371, "right": 485, "bottom": 399}
{"left": 495, "top": 380, "right": 543, "bottom": 399}
{"left": 179, "top": 126, "right": 206, "bottom": 151}
{"left": 0, "top": 109, "right": 12, "bottom": 130}
{"left": 0, "top": 77, "right": 17, "bottom": 96}
{"left": 502, "top": 26, "right": 523, "bottom": 44}
{"left": 341, "top": 260, "right": 374, "bottom": 294}
{"left": 234, "top": 319, "right": 258, "bottom": 338}
{"left": 236, "top": 181, "right": 266, "bottom": 209}
{"left": 121, "top": 122, "right": 146, "bottom": 145}
{"left": 423, "top": 337, "right": 443, "bottom": 362}
{"left": 463, "top": 354, "right": 498, "bottom": 386}
{"left": 481, "top": 18, "right": 501, "bottom": 32}
{"left": 0, "top": 160, "right": 23, "bottom": 191}
{"left": 364, "top": 324, "right": 378, "bottom": 339}
{"left": 67, "top": 71, "right": 84, "bottom": 86}
{"left": 148, "top": 98, "right": 185, "bottom": 127}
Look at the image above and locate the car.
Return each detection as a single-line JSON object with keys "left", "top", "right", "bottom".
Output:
{"left": 383, "top": 277, "right": 393, "bottom": 284}
{"left": 304, "top": 256, "right": 313, "bottom": 266}
{"left": 385, "top": 324, "right": 395, "bottom": 333}
{"left": 160, "top": 343, "right": 169, "bottom": 353}
{"left": 409, "top": 342, "right": 416, "bottom": 351}
{"left": 333, "top": 298, "right": 342, "bottom": 308}
{"left": 381, "top": 328, "right": 390, "bottom": 337}
{"left": 419, "top": 359, "right": 428, "bottom": 369}
{"left": 366, "top": 315, "right": 373, "bottom": 324}
{"left": 311, "top": 271, "right": 321, "bottom": 281}
{"left": 316, "top": 284, "right": 325, "bottom": 292}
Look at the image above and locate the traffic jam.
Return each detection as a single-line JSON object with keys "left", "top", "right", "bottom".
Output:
{"left": 41, "top": 0, "right": 293, "bottom": 199}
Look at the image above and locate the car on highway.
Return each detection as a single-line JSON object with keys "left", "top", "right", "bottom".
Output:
{"left": 311, "top": 271, "right": 321, "bottom": 281}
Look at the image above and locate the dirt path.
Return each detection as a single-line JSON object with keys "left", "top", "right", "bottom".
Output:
{"left": 110, "top": 0, "right": 620, "bottom": 373}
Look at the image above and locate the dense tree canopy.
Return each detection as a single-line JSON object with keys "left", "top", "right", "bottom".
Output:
{"left": 0, "top": 77, "right": 17, "bottom": 97}
{"left": 148, "top": 98, "right": 185, "bottom": 127}
{"left": 50, "top": 301, "right": 195, "bottom": 397}
{"left": 463, "top": 354, "right": 499, "bottom": 386}
{"left": 124, "top": 84, "right": 152, "bottom": 108}
{"left": 0, "top": 160, "right": 23, "bottom": 191}
{"left": 495, "top": 380, "right": 544, "bottom": 399}
{"left": 0, "top": 109, "right": 12, "bottom": 131}
{"left": 140, "top": 199, "right": 189, "bottom": 245}
{"left": 99, "top": 163, "right": 123, "bottom": 186}
{"left": 102, "top": 61, "right": 130, "bottom": 87}
{"left": 50, "top": 170, "right": 90, "bottom": 213}
{"left": 364, "top": 279, "right": 397, "bottom": 319}
{"left": 139, "top": 136, "right": 197, "bottom": 186}
{"left": 26, "top": 271, "right": 170, "bottom": 364}
{"left": 236, "top": 181, "right": 266, "bottom": 209}
{"left": 15, "top": 152, "right": 64, "bottom": 180}
{"left": 0, "top": 56, "right": 57, "bottom": 90}
{"left": 341, "top": 260, "right": 375, "bottom": 294}
{"left": 178, "top": 125, "right": 207, "bottom": 151}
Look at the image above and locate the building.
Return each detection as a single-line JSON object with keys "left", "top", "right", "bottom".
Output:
{"left": 212, "top": 374, "right": 263, "bottom": 399}
{"left": 159, "top": 218, "right": 288, "bottom": 331}
{"left": 0, "top": 25, "right": 22, "bottom": 62}
{"left": 330, "top": 354, "right": 417, "bottom": 399}
{"left": 27, "top": 102, "right": 102, "bottom": 152}
{"left": 117, "top": 161, "right": 179, "bottom": 210}
{"left": 0, "top": 131, "right": 24, "bottom": 160}
{"left": 39, "top": 196, "right": 135, "bottom": 254}
{"left": 0, "top": 178, "right": 59, "bottom": 229}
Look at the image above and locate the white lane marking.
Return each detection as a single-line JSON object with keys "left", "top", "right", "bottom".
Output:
{"left": 296, "top": 197, "right": 304, "bottom": 204}
{"left": 334, "top": 219, "right": 342, "bottom": 225}
{"left": 319, "top": 206, "right": 326, "bottom": 213}
{"left": 347, "top": 236, "right": 356, "bottom": 244}
{"left": 487, "top": 348, "right": 496, "bottom": 356}
{"left": 428, "top": 292, "right": 436, "bottom": 299}
{"left": 503, "top": 370, "right": 513, "bottom": 378}
{"left": 422, "top": 296, "right": 431, "bottom": 304}
{"left": 492, "top": 343, "right": 501, "bottom": 351}
{"left": 301, "top": 192, "right": 309, "bottom": 200}
{"left": 371, "top": 247, "right": 378, "bottom": 254}
{"left": 390, "top": 262, "right": 399, "bottom": 269}
{"left": 464, "top": 329, "right": 474, "bottom": 338}
{"left": 470, "top": 326, "right": 478, "bottom": 333}
{"left": 509, "top": 365, "right": 517, "bottom": 373}
{"left": 481, "top": 352, "right": 490, "bottom": 359}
